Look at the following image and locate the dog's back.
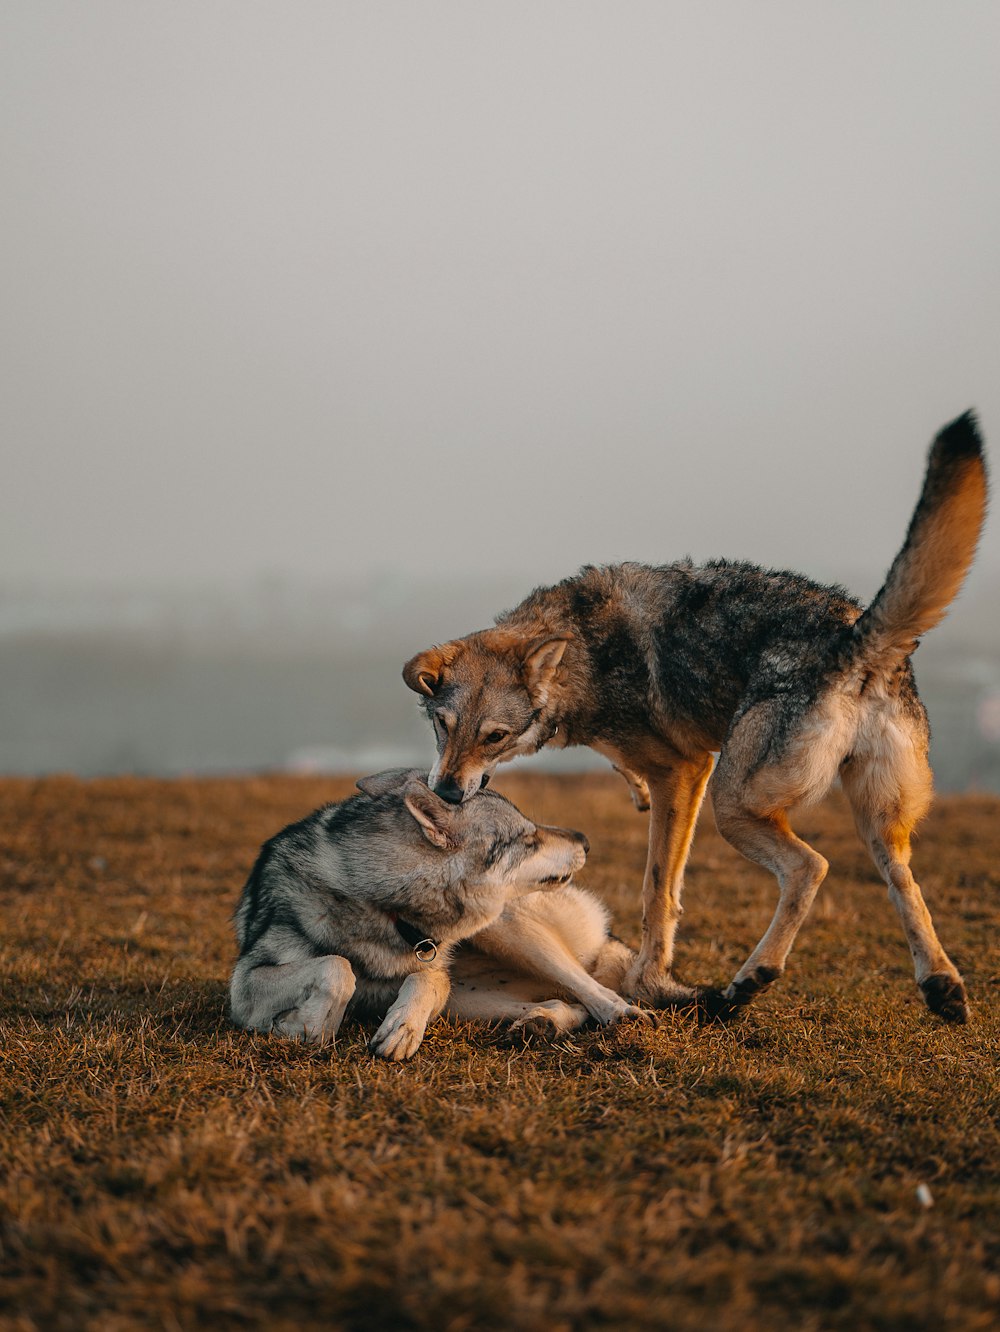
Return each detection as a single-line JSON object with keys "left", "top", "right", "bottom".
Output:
{"left": 231, "top": 794, "right": 419, "bottom": 1023}
{"left": 514, "top": 559, "right": 864, "bottom": 750}
{"left": 233, "top": 799, "right": 355, "bottom": 959}
{"left": 402, "top": 412, "right": 988, "bottom": 1022}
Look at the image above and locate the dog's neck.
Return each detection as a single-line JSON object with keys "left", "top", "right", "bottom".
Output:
{"left": 529, "top": 635, "right": 597, "bottom": 749}
{"left": 500, "top": 604, "right": 638, "bottom": 750}
{"left": 388, "top": 910, "right": 439, "bottom": 962}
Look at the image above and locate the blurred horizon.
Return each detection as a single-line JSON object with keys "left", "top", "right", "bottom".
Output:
{"left": 2, "top": 568, "right": 999, "bottom": 792}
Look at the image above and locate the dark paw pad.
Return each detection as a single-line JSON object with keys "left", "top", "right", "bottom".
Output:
{"left": 727, "top": 965, "right": 782, "bottom": 1007}
{"left": 692, "top": 987, "right": 743, "bottom": 1023}
{"left": 753, "top": 965, "right": 782, "bottom": 985}
{"left": 919, "top": 974, "right": 969, "bottom": 1024}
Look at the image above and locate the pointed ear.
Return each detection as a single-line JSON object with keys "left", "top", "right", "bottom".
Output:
{"left": 356, "top": 767, "right": 425, "bottom": 798}
{"left": 403, "top": 781, "right": 456, "bottom": 849}
{"left": 402, "top": 642, "right": 462, "bottom": 697}
{"left": 521, "top": 637, "right": 569, "bottom": 704}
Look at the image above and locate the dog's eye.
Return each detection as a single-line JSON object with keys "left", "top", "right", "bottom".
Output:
{"left": 484, "top": 730, "right": 508, "bottom": 747}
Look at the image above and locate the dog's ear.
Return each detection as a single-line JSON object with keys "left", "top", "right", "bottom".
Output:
{"left": 356, "top": 768, "right": 426, "bottom": 798}
{"left": 402, "top": 642, "right": 462, "bottom": 697}
{"left": 402, "top": 780, "right": 457, "bottom": 849}
{"left": 521, "top": 637, "right": 569, "bottom": 705}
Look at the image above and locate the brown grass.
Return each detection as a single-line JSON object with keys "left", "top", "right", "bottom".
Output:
{"left": 1, "top": 772, "right": 999, "bottom": 1331}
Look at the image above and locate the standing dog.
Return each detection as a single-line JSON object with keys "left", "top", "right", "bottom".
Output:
{"left": 403, "top": 413, "right": 988, "bottom": 1022}
{"left": 230, "top": 769, "right": 644, "bottom": 1060}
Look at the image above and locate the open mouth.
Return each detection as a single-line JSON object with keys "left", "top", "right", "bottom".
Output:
{"left": 538, "top": 872, "right": 573, "bottom": 886}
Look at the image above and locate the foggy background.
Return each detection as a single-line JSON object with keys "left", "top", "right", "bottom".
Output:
{"left": 2, "top": 4, "right": 999, "bottom": 788}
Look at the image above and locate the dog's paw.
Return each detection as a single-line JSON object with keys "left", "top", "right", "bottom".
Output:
{"left": 624, "top": 1003, "right": 656, "bottom": 1026}
{"left": 599, "top": 1001, "right": 656, "bottom": 1028}
{"left": 273, "top": 1005, "right": 334, "bottom": 1044}
{"left": 504, "top": 1000, "right": 583, "bottom": 1045}
{"left": 612, "top": 764, "right": 650, "bottom": 812}
{"left": 369, "top": 1011, "right": 427, "bottom": 1061}
{"left": 690, "top": 987, "right": 743, "bottom": 1022}
{"left": 506, "top": 1013, "right": 560, "bottom": 1045}
{"left": 723, "top": 964, "right": 782, "bottom": 1009}
{"left": 919, "top": 973, "right": 970, "bottom": 1024}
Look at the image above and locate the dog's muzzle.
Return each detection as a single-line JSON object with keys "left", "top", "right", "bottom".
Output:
{"left": 434, "top": 775, "right": 465, "bottom": 805}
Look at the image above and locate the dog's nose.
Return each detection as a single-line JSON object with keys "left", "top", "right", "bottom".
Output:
{"left": 564, "top": 829, "right": 589, "bottom": 855}
{"left": 549, "top": 826, "right": 589, "bottom": 855}
{"left": 434, "top": 776, "right": 465, "bottom": 805}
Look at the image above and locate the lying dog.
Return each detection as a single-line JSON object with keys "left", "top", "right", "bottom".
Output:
{"left": 403, "top": 413, "right": 988, "bottom": 1023}
{"left": 230, "top": 769, "right": 645, "bottom": 1059}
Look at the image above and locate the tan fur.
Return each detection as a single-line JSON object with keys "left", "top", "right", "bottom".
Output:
{"left": 860, "top": 455, "right": 988, "bottom": 668}
{"left": 404, "top": 414, "right": 987, "bottom": 1022}
{"left": 447, "top": 886, "right": 650, "bottom": 1035}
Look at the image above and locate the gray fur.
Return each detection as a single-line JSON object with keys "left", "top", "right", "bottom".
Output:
{"left": 404, "top": 412, "right": 988, "bottom": 1020}
{"left": 229, "top": 769, "right": 588, "bottom": 1059}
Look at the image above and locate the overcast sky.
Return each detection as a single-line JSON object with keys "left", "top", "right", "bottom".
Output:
{"left": 3, "top": 3, "right": 998, "bottom": 605}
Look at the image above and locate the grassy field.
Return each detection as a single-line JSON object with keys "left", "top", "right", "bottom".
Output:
{"left": 1, "top": 772, "right": 998, "bottom": 1331}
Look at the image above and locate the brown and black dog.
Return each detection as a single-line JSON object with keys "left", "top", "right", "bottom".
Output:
{"left": 403, "top": 414, "right": 987, "bottom": 1022}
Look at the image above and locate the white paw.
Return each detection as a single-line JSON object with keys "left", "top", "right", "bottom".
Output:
{"left": 508, "top": 1000, "right": 587, "bottom": 1041}
{"left": 273, "top": 1001, "right": 335, "bottom": 1043}
{"left": 615, "top": 1002, "right": 656, "bottom": 1027}
{"left": 370, "top": 1010, "right": 426, "bottom": 1061}
{"left": 591, "top": 998, "right": 655, "bottom": 1027}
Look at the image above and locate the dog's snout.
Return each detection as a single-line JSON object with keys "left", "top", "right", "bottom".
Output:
{"left": 434, "top": 776, "right": 466, "bottom": 805}
{"left": 544, "top": 825, "right": 589, "bottom": 856}
{"left": 566, "top": 830, "right": 590, "bottom": 858}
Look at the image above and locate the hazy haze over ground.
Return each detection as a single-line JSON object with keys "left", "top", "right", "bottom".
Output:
{"left": 2, "top": 4, "right": 998, "bottom": 781}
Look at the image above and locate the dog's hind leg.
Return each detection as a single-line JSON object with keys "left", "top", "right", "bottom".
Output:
{"left": 711, "top": 708, "right": 835, "bottom": 1007}
{"left": 590, "top": 935, "right": 636, "bottom": 992}
{"left": 230, "top": 954, "right": 356, "bottom": 1043}
{"left": 714, "top": 804, "right": 829, "bottom": 1007}
{"left": 470, "top": 888, "right": 651, "bottom": 1027}
{"left": 840, "top": 736, "right": 968, "bottom": 1022}
{"left": 622, "top": 754, "right": 715, "bottom": 1007}
{"left": 447, "top": 982, "right": 590, "bottom": 1039}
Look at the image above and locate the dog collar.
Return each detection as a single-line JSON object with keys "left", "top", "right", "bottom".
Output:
{"left": 388, "top": 912, "right": 439, "bottom": 963}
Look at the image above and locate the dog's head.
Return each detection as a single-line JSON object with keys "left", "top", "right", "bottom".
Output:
{"left": 356, "top": 767, "right": 588, "bottom": 894}
{"left": 402, "top": 630, "right": 569, "bottom": 803}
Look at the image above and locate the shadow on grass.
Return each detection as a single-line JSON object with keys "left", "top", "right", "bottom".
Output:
{"left": 1, "top": 976, "right": 231, "bottom": 1040}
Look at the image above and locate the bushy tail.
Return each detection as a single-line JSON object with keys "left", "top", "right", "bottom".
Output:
{"left": 848, "top": 411, "right": 988, "bottom": 671}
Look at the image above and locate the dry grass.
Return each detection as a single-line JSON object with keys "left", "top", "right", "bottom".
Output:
{"left": 1, "top": 772, "right": 999, "bottom": 1331}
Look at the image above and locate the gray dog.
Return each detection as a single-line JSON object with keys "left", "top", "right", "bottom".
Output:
{"left": 229, "top": 769, "right": 620, "bottom": 1060}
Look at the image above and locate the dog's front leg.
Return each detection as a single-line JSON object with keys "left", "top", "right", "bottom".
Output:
{"left": 612, "top": 763, "right": 651, "bottom": 812}
{"left": 623, "top": 755, "right": 714, "bottom": 1007}
{"left": 369, "top": 967, "right": 451, "bottom": 1062}
{"left": 231, "top": 955, "right": 357, "bottom": 1043}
